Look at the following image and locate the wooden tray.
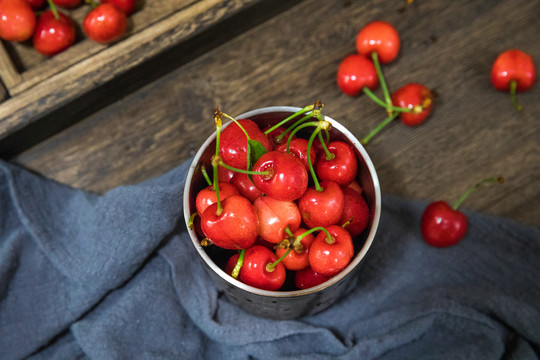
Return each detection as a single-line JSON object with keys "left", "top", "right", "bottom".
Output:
{"left": 0, "top": 0, "right": 266, "bottom": 152}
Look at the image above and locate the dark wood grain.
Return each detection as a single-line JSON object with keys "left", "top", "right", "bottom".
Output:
{"left": 9, "top": 0, "right": 540, "bottom": 227}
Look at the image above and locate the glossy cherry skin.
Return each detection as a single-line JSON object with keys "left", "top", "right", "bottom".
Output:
{"left": 298, "top": 181, "right": 344, "bottom": 228}
{"left": 356, "top": 20, "right": 400, "bottom": 64}
{"left": 421, "top": 201, "right": 468, "bottom": 247}
{"left": 200, "top": 194, "right": 259, "bottom": 250}
{"left": 337, "top": 54, "right": 378, "bottom": 96}
{"left": 0, "top": 0, "right": 36, "bottom": 41}
{"left": 276, "top": 138, "right": 316, "bottom": 171}
{"left": 230, "top": 172, "right": 263, "bottom": 203}
{"left": 295, "top": 267, "right": 331, "bottom": 290}
{"left": 195, "top": 181, "right": 239, "bottom": 216}
{"left": 83, "top": 3, "right": 127, "bottom": 44}
{"left": 491, "top": 49, "right": 536, "bottom": 92}
{"left": 339, "top": 187, "right": 369, "bottom": 238}
{"left": 253, "top": 196, "right": 301, "bottom": 244}
{"left": 239, "top": 245, "right": 286, "bottom": 291}
{"left": 309, "top": 225, "right": 354, "bottom": 277}
{"left": 33, "top": 10, "right": 76, "bottom": 56}
{"left": 391, "top": 83, "right": 433, "bottom": 126}
{"left": 252, "top": 151, "right": 308, "bottom": 202}
{"left": 102, "top": 0, "right": 136, "bottom": 15}
{"left": 52, "top": 0, "right": 81, "bottom": 7}
{"left": 275, "top": 228, "right": 314, "bottom": 271}
{"left": 316, "top": 141, "right": 358, "bottom": 186}
{"left": 219, "top": 119, "right": 273, "bottom": 170}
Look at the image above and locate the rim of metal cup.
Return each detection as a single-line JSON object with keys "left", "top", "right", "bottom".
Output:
{"left": 183, "top": 106, "right": 381, "bottom": 298}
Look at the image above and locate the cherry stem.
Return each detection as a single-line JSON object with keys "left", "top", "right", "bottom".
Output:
{"left": 276, "top": 113, "right": 314, "bottom": 146}
{"left": 363, "top": 87, "right": 413, "bottom": 113}
{"left": 371, "top": 52, "right": 393, "bottom": 116}
{"left": 213, "top": 108, "right": 223, "bottom": 215}
{"left": 361, "top": 112, "right": 399, "bottom": 145}
{"left": 188, "top": 212, "right": 198, "bottom": 230}
{"left": 231, "top": 249, "right": 245, "bottom": 279}
{"left": 215, "top": 156, "right": 270, "bottom": 176}
{"left": 452, "top": 176, "right": 505, "bottom": 210}
{"left": 296, "top": 226, "right": 333, "bottom": 247}
{"left": 200, "top": 164, "right": 212, "bottom": 186}
{"left": 266, "top": 247, "right": 292, "bottom": 272}
{"left": 306, "top": 122, "right": 332, "bottom": 191}
{"left": 46, "top": 0, "right": 60, "bottom": 19}
{"left": 284, "top": 226, "right": 294, "bottom": 237}
{"left": 509, "top": 80, "right": 523, "bottom": 111}
{"left": 264, "top": 101, "right": 322, "bottom": 135}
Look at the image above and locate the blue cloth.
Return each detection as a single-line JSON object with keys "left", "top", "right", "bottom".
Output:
{"left": 1, "top": 159, "right": 539, "bottom": 360}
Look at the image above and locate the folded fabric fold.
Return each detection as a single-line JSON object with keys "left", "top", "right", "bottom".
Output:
{"left": 1, "top": 159, "right": 539, "bottom": 360}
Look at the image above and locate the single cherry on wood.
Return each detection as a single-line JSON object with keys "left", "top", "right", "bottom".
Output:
{"left": 336, "top": 54, "right": 379, "bottom": 96}
{"left": 83, "top": 2, "right": 127, "bottom": 44}
{"left": 391, "top": 83, "right": 434, "bottom": 126}
{"left": 421, "top": 176, "right": 504, "bottom": 247}
{"left": 356, "top": 20, "right": 400, "bottom": 64}
{"left": 491, "top": 49, "right": 536, "bottom": 111}
{"left": 33, "top": 6, "right": 76, "bottom": 56}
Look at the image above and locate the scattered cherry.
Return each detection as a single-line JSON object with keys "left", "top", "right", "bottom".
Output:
{"left": 336, "top": 54, "right": 379, "bottom": 96}
{"left": 421, "top": 176, "right": 504, "bottom": 247}
{"left": 391, "top": 83, "right": 434, "bottom": 126}
{"left": 491, "top": 49, "right": 536, "bottom": 111}
{"left": 356, "top": 20, "right": 400, "bottom": 64}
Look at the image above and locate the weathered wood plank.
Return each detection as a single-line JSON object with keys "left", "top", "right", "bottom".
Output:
{"left": 11, "top": 0, "right": 540, "bottom": 227}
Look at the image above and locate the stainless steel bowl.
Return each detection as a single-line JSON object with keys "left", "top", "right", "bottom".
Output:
{"left": 183, "top": 106, "right": 381, "bottom": 319}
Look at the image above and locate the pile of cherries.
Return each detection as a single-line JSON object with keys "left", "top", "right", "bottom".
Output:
{"left": 0, "top": 0, "right": 135, "bottom": 56}
{"left": 189, "top": 103, "right": 371, "bottom": 291}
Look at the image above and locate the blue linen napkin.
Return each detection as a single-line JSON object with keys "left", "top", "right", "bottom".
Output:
{"left": 1, "top": 159, "right": 539, "bottom": 360}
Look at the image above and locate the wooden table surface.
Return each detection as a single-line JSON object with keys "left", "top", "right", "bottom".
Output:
{"left": 3, "top": 0, "right": 540, "bottom": 228}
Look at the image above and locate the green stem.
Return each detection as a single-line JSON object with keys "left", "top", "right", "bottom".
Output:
{"left": 307, "top": 128, "right": 323, "bottom": 191}
{"left": 452, "top": 176, "right": 504, "bottom": 210}
{"left": 216, "top": 158, "right": 270, "bottom": 176}
{"left": 361, "top": 112, "right": 399, "bottom": 145}
{"left": 213, "top": 109, "right": 223, "bottom": 215}
{"left": 46, "top": 0, "right": 59, "bottom": 19}
{"left": 266, "top": 247, "right": 293, "bottom": 272}
{"left": 363, "top": 87, "right": 413, "bottom": 113}
{"left": 231, "top": 249, "right": 245, "bottom": 279}
{"left": 84, "top": 0, "right": 98, "bottom": 9}
{"left": 371, "top": 52, "right": 392, "bottom": 115}
{"left": 276, "top": 113, "right": 314, "bottom": 146}
{"left": 200, "top": 164, "right": 212, "bottom": 186}
{"left": 509, "top": 80, "right": 523, "bottom": 111}
{"left": 264, "top": 104, "right": 315, "bottom": 135}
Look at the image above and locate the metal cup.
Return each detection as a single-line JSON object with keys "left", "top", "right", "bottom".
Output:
{"left": 183, "top": 106, "right": 381, "bottom": 319}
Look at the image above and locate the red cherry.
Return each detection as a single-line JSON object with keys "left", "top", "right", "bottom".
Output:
{"left": 421, "top": 176, "right": 503, "bottom": 248}
{"left": 491, "top": 49, "right": 536, "bottom": 111}
{"left": 421, "top": 201, "right": 467, "bottom": 247}
{"left": 276, "top": 138, "right": 316, "bottom": 171}
{"left": 309, "top": 225, "right": 354, "bottom": 277}
{"left": 252, "top": 151, "right": 308, "bottom": 202}
{"left": 0, "top": 0, "right": 36, "bottom": 41}
{"left": 51, "top": 0, "right": 81, "bottom": 7}
{"left": 239, "top": 245, "right": 286, "bottom": 291}
{"left": 275, "top": 228, "right": 314, "bottom": 271}
{"left": 253, "top": 196, "right": 301, "bottom": 244}
{"left": 83, "top": 3, "right": 127, "bottom": 44}
{"left": 491, "top": 49, "right": 536, "bottom": 91}
{"left": 229, "top": 172, "right": 263, "bottom": 202}
{"left": 295, "top": 267, "right": 331, "bottom": 290}
{"left": 391, "top": 83, "right": 434, "bottom": 126}
{"left": 102, "top": 0, "right": 135, "bottom": 15}
{"left": 346, "top": 180, "right": 363, "bottom": 195}
{"left": 298, "top": 181, "right": 344, "bottom": 228}
{"left": 262, "top": 125, "right": 296, "bottom": 149}
{"left": 337, "top": 54, "right": 378, "bottom": 96}
{"left": 33, "top": 10, "right": 76, "bottom": 56}
{"left": 225, "top": 253, "right": 240, "bottom": 276}
{"left": 195, "top": 182, "right": 239, "bottom": 216}
{"left": 316, "top": 141, "right": 358, "bottom": 186}
{"left": 339, "top": 187, "right": 369, "bottom": 238}
{"left": 219, "top": 119, "right": 272, "bottom": 170}
{"left": 356, "top": 20, "right": 400, "bottom": 64}
{"left": 200, "top": 195, "right": 259, "bottom": 250}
